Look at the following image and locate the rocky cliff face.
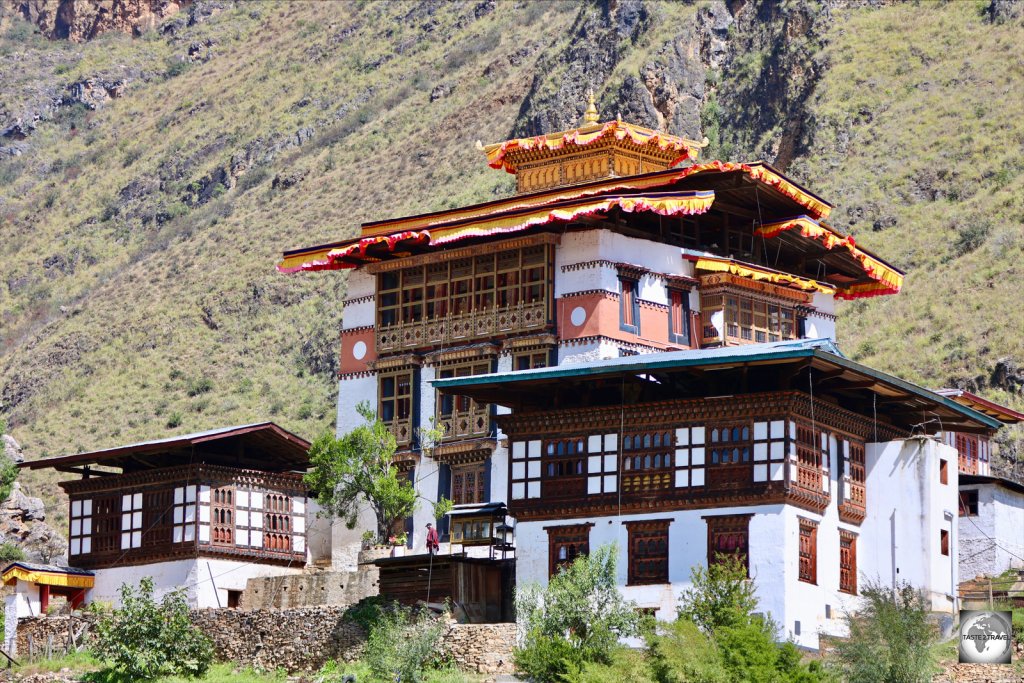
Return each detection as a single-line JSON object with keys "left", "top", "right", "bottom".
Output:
{"left": 4, "top": 0, "right": 188, "bottom": 41}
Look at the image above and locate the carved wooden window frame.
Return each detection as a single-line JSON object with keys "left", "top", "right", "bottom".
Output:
{"left": 452, "top": 462, "right": 488, "bottom": 506}
{"left": 513, "top": 349, "right": 550, "bottom": 371}
{"left": 436, "top": 360, "right": 492, "bottom": 442}
{"left": 705, "top": 514, "right": 751, "bottom": 574}
{"left": 626, "top": 519, "right": 671, "bottom": 586}
{"left": 621, "top": 430, "right": 675, "bottom": 494}
{"left": 798, "top": 518, "right": 818, "bottom": 585}
{"left": 379, "top": 367, "right": 415, "bottom": 447}
{"left": 839, "top": 530, "right": 857, "bottom": 595}
{"left": 619, "top": 277, "right": 640, "bottom": 334}
{"left": 546, "top": 523, "right": 593, "bottom": 578}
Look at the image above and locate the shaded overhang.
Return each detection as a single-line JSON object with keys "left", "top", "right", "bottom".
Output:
{"left": 19, "top": 422, "right": 311, "bottom": 476}
{"left": 935, "top": 389, "right": 1024, "bottom": 424}
{"left": 2, "top": 562, "right": 95, "bottom": 589}
{"left": 433, "top": 339, "right": 1002, "bottom": 436}
{"left": 960, "top": 473, "right": 1024, "bottom": 495}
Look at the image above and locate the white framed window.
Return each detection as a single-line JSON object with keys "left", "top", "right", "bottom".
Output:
{"left": 172, "top": 485, "right": 197, "bottom": 544}
{"left": 120, "top": 492, "right": 143, "bottom": 550}
{"left": 69, "top": 498, "right": 93, "bottom": 556}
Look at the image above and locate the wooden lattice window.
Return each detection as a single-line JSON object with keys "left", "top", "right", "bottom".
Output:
{"left": 91, "top": 495, "right": 120, "bottom": 555}
{"left": 379, "top": 368, "right": 414, "bottom": 446}
{"left": 839, "top": 531, "right": 857, "bottom": 595}
{"left": 211, "top": 486, "right": 234, "bottom": 546}
{"left": 668, "top": 288, "right": 690, "bottom": 345}
{"left": 700, "top": 291, "right": 798, "bottom": 345}
{"left": 143, "top": 489, "right": 173, "bottom": 548}
{"left": 452, "top": 462, "right": 487, "bottom": 505}
{"left": 437, "top": 361, "right": 491, "bottom": 441}
{"left": 546, "top": 523, "right": 592, "bottom": 578}
{"left": 542, "top": 438, "right": 586, "bottom": 499}
{"left": 621, "top": 430, "right": 674, "bottom": 493}
{"left": 706, "top": 514, "right": 750, "bottom": 573}
{"left": 627, "top": 520, "right": 670, "bottom": 586}
{"left": 798, "top": 519, "right": 818, "bottom": 584}
{"left": 709, "top": 424, "right": 751, "bottom": 465}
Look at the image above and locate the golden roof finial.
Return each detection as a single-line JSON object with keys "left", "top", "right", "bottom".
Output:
{"left": 583, "top": 88, "right": 599, "bottom": 125}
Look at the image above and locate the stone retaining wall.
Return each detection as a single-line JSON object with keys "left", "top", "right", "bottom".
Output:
{"left": 16, "top": 606, "right": 516, "bottom": 674}
{"left": 14, "top": 615, "right": 96, "bottom": 660}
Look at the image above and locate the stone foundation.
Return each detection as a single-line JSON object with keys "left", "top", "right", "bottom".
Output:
{"left": 14, "top": 614, "right": 96, "bottom": 659}
{"left": 240, "top": 565, "right": 379, "bottom": 610}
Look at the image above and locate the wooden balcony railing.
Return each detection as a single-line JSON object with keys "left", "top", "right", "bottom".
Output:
{"left": 384, "top": 417, "right": 415, "bottom": 447}
{"left": 377, "top": 301, "right": 547, "bottom": 353}
{"left": 439, "top": 405, "right": 490, "bottom": 441}
{"left": 838, "top": 475, "right": 866, "bottom": 523}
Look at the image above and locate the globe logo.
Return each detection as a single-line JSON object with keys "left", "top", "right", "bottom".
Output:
{"left": 958, "top": 610, "right": 1013, "bottom": 664}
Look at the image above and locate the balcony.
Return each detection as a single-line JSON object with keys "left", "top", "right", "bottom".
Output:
{"left": 377, "top": 301, "right": 548, "bottom": 353}
{"left": 439, "top": 404, "right": 490, "bottom": 442}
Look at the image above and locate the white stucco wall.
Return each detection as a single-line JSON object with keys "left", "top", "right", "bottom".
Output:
{"left": 89, "top": 558, "right": 304, "bottom": 609}
{"left": 860, "top": 437, "right": 958, "bottom": 613}
{"left": 337, "top": 374, "right": 378, "bottom": 437}
{"left": 959, "top": 482, "right": 1024, "bottom": 580}
{"left": 554, "top": 230, "right": 692, "bottom": 299}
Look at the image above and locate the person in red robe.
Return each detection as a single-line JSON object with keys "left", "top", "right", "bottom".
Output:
{"left": 425, "top": 522, "right": 440, "bottom": 554}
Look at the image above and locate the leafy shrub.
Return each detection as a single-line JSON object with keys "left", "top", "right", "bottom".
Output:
{"left": 166, "top": 412, "right": 183, "bottom": 429}
{"left": 0, "top": 541, "right": 25, "bottom": 563}
{"left": 647, "top": 619, "right": 728, "bottom": 683}
{"left": 832, "top": 580, "right": 938, "bottom": 683}
{"left": 563, "top": 646, "right": 657, "bottom": 683}
{"left": 92, "top": 577, "right": 213, "bottom": 680}
{"left": 186, "top": 376, "right": 213, "bottom": 396}
{"left": 362, "top": 605, "right": 446, "bottom": 683}
{"left": 515, "top": 544, "right": 639, "bottom": 682}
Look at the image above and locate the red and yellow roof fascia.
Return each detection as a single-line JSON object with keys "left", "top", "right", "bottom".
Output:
{"left": 755, "top": 216, "right": 904, "bottom": 299}
{"left": 2, "top": 566, "right": 94, "bottom": 589}
{"left": 693, "top": 256, "right": 836, "bottom": 295}
{"left": 279, "top": 192, "right": 715, "bottom": 274}
{"left": 483, "top": 120, "right": 704, "bottom": 173}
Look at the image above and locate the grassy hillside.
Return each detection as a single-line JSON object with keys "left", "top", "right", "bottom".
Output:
{"left": 1, "top": 0, "right": 1022, "bottom": 523}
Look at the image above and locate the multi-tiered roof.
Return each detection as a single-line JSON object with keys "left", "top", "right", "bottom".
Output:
{"left": 280, "top": 100, "right": 903, "bottom": 300}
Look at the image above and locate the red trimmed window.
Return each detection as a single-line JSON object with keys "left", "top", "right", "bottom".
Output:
{"left": 798, "top": 519, "right": 818, "bottom": 584}
{"left": 668, "top": 289, "right": 690, "bottom": 345}
{"left": 839, "top": 531, "right": 857, "bottom": 595}
{"left": 620, "top": 278, "right": 640, "bottom": 333}
{"left": 547, "top": 524, "right": 592, "bottom": 577}
{"left": 627, "top": 520, "right": 670, "bottom": 585}
{"left": 706, "top": 515, "right": 750, "bottom": 573}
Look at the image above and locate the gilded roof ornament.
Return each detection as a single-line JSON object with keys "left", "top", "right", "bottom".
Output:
{"left": 583, "top": 89, "right": 599, "bottom": 125}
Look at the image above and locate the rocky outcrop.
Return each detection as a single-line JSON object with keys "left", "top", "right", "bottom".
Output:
{"left": 0, "top": 480, "right": 67, "bottom": 564}
{"left": 6, "top": 0, "right": 189, "bottom": 41}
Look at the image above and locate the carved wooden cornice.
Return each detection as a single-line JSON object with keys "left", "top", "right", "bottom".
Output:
{"left": 431, "top": 439, "right": 497, "bottom": 466}
{"left": 61, "top": 464, "right": 306, "bottom": 495}
{"left": 425, "top": 344, "right": 499, "bottom": 367}
{"left": 699, "top": 273, "right": 813, "bottom": 305}
{"left": 368, "top": 354, "right": 423, "bottom": 372}
{"left": 501, "top": 333, "right": 557, "bottom": 353}
{"left": 366, "top": 233, "right": 560, "bottom": 273}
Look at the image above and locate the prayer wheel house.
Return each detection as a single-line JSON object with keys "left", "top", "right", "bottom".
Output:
{"left": 19, "top": 423, "right": 313, "bottom": 609}
{"left": 278, "top": 97, "right": 1011, "bottom": 648}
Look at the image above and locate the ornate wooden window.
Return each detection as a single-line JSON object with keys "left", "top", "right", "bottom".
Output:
{"left": 959, "top": 489, "right": 979, "bottom": 516}
{"left": 706, "top": 514, "right": 750, "bottom": 573}
{"left": 668, "top": 288, "right": 690, "bottom": 345}
{"left": 437, "top": 361, "right": 491, "bottom": 441}
{"left": 211, "top": 486, "right": 234, "bottom": 546}
{"left": 541, "top": 437, "right": 586, "bottom": 499}
{"left": 91, "top": 495, "right": 120, "bottom": 555}
{"left": 798, "top": 519, "right": 818, "bottom": 584}
{"left": 375, "top": 244, "right": 553, "bottom": 352}
{"left": 940, "top": 529, "right": 950, "bottom": 556}
{"left": 546, "top": 523, "right": 592, "bottom": 577}
{"left": 794, "top": 423, "right": 827, "bottom": 495}
{"left": 452, "top": 462, "right": 487, "bottom": 505}
{"left": 621, "top": 430, "right": 674, "bottom": 494}
{"left": 626, "top": 520, "right": 670, "bottom": 585}
{"left": 120, "top": 492, "right": 143, "bottom": 550}
{"left": 68, "top": 498, "right": 93, "bottom": 557}
{"left": 514, "top": 349, "right": 549, "bottom": 370}
{"left": 261, "top": 492, "right": 288, "bottom": 552}
{"left": 699, "top": 291, "right": 799, "bottom": 346}
{"left": 839, "top": 439, "right": 867, "bottom": 524}
{"left": 708, "top": 425, "right": 751, "bottom": 465}
{"left": 839, "top": 530, "right": 857, "bottom": 595}
{"left": 141, "top": 489, "right": 172, "bottom": 549}
{"left": 619, "top": 277, "right": 640, "bottom": 333}
{"left": 379, "top": 368, "right": 414, "bottom": 446}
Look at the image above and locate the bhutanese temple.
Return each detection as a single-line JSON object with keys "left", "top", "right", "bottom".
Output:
{"left": 279, "top": 94, "right": 1012, "bottom": 648}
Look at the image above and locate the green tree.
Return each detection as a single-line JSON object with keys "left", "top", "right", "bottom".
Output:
{"left": 92, "top": 577, "right": 213, "bottom": 680}
{"left": 362, "top": 605, "right": 447, "bottom": 683}
{"left": 832, "top": 580, "right": 938, "bottom": 683}
{"left": 678, "top": 555, "right": 759, "bottom": 634}
{"left": 0, "top": 420, "right": 19, "bottom": 504}
{"left": 515, "top": 544, "right": 639, "bottom": 682}
{"left": 304, "top": 401, "right": 417, "bottom": 540}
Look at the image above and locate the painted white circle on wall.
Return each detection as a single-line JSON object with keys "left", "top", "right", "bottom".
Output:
{"left": 352, "top": 341, "right": 367, "bottom": 360}
{"left": 570, "top": 306, "right": 587, "bottom": 327}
